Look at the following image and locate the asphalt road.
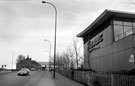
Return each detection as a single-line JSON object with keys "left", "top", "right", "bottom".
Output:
{"left": 0, "top": 71, "right": 55, "bottom": 86}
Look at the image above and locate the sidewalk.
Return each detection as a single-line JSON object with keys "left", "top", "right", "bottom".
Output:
{"left": 51, "top": 72, "right": 85, "bottom": 86}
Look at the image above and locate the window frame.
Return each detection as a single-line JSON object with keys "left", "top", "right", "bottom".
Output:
{"left": 113, "top": 18, "right": 134, "bottom": 41}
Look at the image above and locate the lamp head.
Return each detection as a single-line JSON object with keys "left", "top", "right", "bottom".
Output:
{"left": 42, "top": 1, "right": 47, "bottom": 3}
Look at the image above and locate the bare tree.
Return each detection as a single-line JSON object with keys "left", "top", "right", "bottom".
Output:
{"left": 55, "top": 52, "right": 70, "bottom": 70}
{"left": 55, "top": 53, "right": 64, "bottom": 69}
{"left": 83, "top": 48, "right": 91, "bottom": 70}
{"left": 56, "top": 47, "right": 75, "bottom": 70}
{"left": 55, "top": 38, "right": 83, "bottom": 70}
{"left": 67, "top": 47, "right": 75, "bottom": 70}
{"left": 83, "top": 45, "right": 101, "bottom": 72}
{"left": 62, "top": 52, "right": 70, "bottom": 69}
{"left": 72, "top": 38, "right": 83, "bottom": 69}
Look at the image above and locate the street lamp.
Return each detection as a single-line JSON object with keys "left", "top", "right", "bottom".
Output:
{"left": 12, "top": 51, "right": 14, "bottom": 71}
{"left": 42, "top": 1, "right": 57, "bottom": 79}
{"left": 44, "top": 39, "right": 51, "bottom": 71}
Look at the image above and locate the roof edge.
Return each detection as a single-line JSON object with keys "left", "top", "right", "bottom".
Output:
{"left": 77, "top": 9, "right": 135, "bottom": 37}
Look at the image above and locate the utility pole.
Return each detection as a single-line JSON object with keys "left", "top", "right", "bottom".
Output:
{"left": 12, "top": 51, "right": 14, "bottom": 71}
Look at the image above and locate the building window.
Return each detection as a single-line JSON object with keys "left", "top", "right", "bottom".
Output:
{"left": 113, "top": 20, "right": 122, "bottom": 25}
{"left": 114, "top": 25, "right": 123, "bottom": 36}
{"left": 123, "top": 21, "right": 132, "bottom": 26}
{"left": 124, "top": 26, "right": 132, "bottom": 36}
{"left": 113, "top": 20, "right": 134, "bottom": 41}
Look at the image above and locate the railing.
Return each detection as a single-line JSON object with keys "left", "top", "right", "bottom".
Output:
{"left": 56, "top": 69, "right": 135, "bottom": 86}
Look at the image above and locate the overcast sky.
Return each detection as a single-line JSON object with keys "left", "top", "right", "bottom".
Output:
{"left": 0, "top": 0, "right": 135, "bottom": 69}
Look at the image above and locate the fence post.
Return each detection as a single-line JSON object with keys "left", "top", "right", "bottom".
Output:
{"left": 88, "top": 72, "right": 90, "bottom": 86}
{"left": 86, "top": 72, "right": 89, "bottom": 86}
{"left": 111, "top": 73, "right": 114, "bottom": 86}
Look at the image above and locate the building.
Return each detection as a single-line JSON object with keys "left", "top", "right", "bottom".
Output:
{"left": 38, "top": 61, "right": 54, "bottom": 71}
{"left": 77, "top": 9, "right": 135, "bottom": 73}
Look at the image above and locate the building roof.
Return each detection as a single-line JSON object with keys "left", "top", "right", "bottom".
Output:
{"left": 77, "top": 9, "right": 135, "bottom": 37}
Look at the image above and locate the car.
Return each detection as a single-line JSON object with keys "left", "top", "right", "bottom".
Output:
{"left": 17, "top": 68, "right": 30, "bottom": 76}
{"left": 30, "top": 68, "right": 36, "bottom": 71}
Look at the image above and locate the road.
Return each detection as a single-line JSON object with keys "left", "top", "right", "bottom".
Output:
{"left": 0, "top": 71, "right": 55, "bottom": 86}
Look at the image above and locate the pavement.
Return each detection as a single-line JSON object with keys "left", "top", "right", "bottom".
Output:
{"left": 51, "top": 72, "right": 85, "bottom": 86}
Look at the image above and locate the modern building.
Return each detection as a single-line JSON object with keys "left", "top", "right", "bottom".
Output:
{"left": 77, "top": 9, "right": 135, "bottom": 73}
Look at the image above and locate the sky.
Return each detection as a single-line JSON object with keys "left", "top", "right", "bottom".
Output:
{"left": 0, "top": 0, "right": 135, "bottom": 69}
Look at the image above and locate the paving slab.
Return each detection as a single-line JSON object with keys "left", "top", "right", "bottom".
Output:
{"left": 50, "top": 72, "right": 86, "bottom": 86}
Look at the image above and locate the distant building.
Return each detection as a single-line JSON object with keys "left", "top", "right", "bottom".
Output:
{"left": 77, "top": 9, "right": 135, "bottom": 73}
{"left": 38, "top": 61, "right": 54, "bottom": 71}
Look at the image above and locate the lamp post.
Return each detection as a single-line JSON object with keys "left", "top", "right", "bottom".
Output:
{"left": 12, "top": 51, "right": 14, "bottom": 71}
{"left": 44, "top": 39, "right": 51, "bottom": 71}
{"left": 42, "top": 1, "right": 57, "bottom": 79}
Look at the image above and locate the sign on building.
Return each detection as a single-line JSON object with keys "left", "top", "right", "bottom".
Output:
{"left": 129, "top": 54, "right": 134, "bottom": 63}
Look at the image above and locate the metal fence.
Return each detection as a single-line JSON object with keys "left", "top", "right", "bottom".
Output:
{"left": 112, "top": 74, "right": 135, "bottom": 86}
{"left": 56, "top": 69, "right": 135, "bottom": 86}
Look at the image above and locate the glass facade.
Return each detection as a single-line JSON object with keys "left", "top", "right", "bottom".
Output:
{"left": 113, "top": 19, "right": 134, "bottom": 41}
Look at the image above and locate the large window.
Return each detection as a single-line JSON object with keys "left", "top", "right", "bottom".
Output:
{"left": 113, "top": 19, "right": 134, "bottom": 41}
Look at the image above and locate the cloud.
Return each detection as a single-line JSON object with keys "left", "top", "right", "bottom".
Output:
{"left": 0, "top": 0, "right": 133, "bottom": 44}
{"left": 0, "top": 0, "right": 135, "bottom": 69}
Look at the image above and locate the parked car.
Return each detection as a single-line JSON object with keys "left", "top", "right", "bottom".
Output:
{"left": 17, "top": 68, "right": 30, "bottom": 76}
{"left": 30, "top": 68, "right": 36, "bottom": 71}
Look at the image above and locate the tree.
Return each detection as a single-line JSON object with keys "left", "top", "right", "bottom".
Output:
{"left": 55, "top": 53, "right": 61, "bottom": 69}
{"left": 62, "top": 52, "right": 70, "bottom": 69}
{"left": 55, "top": 52, "right": 70, "bottom": 69}
{"left": 83, "top": 49, "right": 91, "bottom": 70}
{"left": 55, "top": 38, "right": 83, "bottom": 70}
{"left": 83, "top": 45, "right": 100, "bottom": 72}
{"left": 16, "top": 55, "right": 25, "bottom": 63}
{"left": 16, "top": 55, "right": 41, "bottom": 70}
{"left": 72, "top": 38, "right": 83, "bottom": 69}
{"left": 1, "top": 65, "right": 3, "bottom": 69}
{"left": 58, "top": 38, "right": 83, "bottom": 70}
{"left": 67, "top": 47, "right": 75, "bottom": 70}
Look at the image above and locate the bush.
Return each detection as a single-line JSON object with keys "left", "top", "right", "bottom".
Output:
{"left": 127, "top": 68, "right": 135, "bottom": 75}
